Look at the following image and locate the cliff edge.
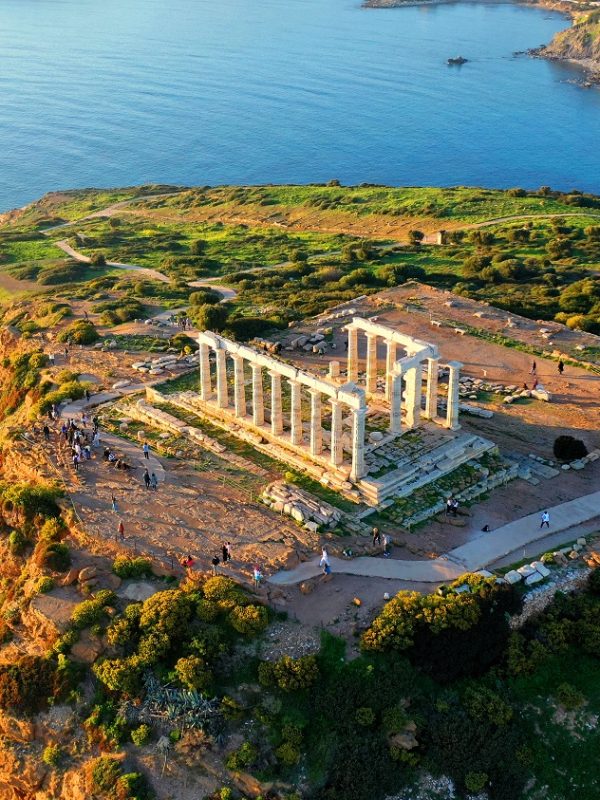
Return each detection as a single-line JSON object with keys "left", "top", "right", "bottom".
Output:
{"left": 533, "top": 10, "right": 600, "bottom": 81}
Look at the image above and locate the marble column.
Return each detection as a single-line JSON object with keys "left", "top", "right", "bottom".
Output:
{"left": 270, "top": 371, "right": 283, "bottom": 435}
{"left": 445, "top": 361, "right": 462, "bottom": 431}
{"left": 232, "top": 354, "right": 246, "bottom": 418}
{"left": 347, "top": 327, "right": 358, "bottom": 382}
{"left": 366, "top": 333, "right": 378, "bottom": 393}
{"left": 389, "top": 369, "right": 403, "bottom": 434}
{"left": 350, "top": 407, "right": 367, "bottom": 482}
{"left": 251, "top": 364, "right": 264, "bottom": 426}
{"left": 199, "top": 343, "right": 212, "bottom": 401}
{"left": 329, "top": 399, "right": 344, "bottom": 467}
{"left": 404, "top": 363, "right": 423, "bottom": 429}
{"left": 309, "top": 389, "right": 323, "bottom": 456}
{"left": 289, "top": 380, "right": 303, "bottom": 445}
{"left": 424, "top": 357, "right": 439, "bottom": 420}
{"left": 216, "top": 349, "right": 228, "bottom": 408}
{"left": 385, "top": 340, "right": 397, "bottom": 400}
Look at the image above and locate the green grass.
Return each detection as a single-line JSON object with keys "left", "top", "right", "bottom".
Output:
{"left": 509, "top": 651, "right": 600, "bottom": 799}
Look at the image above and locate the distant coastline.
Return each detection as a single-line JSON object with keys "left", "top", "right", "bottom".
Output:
{"left": 363, "top": 0, "right": 600, "bottom": 86}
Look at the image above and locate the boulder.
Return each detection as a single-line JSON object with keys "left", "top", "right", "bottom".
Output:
{"left": 299, "top": 581, "right": 314, "bottom": 595}
{"left": 530, "top": 561, "right": 551, "bottom": 578}
{"left": 504, "top": 570, "right": 522, "bottom": 584}
{"left": 78, "top": 566, "right": 97, "bottom": 583}
{"left": 516, "top": 564, "right": 536, "bottom": 578}
{"left": 525, "top": 571, "right": 544, "bottom": 586}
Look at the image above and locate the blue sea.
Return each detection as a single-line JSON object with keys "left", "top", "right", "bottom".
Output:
{"left": 0, "top": 0, "right": 599, "bottom": 211}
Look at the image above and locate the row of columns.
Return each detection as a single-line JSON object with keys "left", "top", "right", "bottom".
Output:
{"left": 198, "top": 342, "right": 366, "bottom": 479}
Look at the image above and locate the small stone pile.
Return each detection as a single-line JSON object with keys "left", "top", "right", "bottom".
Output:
{"left": 286, "top": 331, "right": 330, "bottom": 354}
{"left": 262, "top": 481, "right": 342, "bottom": 531}
{"left": 458, "top": 375, "right": 551, "bottom": 403}
{"left": 131, "top": 351, "right": 199, "bottom": 376}
{"left": 504, "top": 537, "right": 589, "bottom": 588}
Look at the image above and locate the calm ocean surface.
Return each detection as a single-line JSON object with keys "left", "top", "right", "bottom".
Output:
{"left": 0, "top": 0, "right": 599, "bottom": 211}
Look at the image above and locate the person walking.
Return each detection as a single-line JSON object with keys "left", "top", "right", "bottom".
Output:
{"left": 383, "top": 533, "right": 392, "bottom": 558}
{"left": 222, "top": 543, "right": 229, "bottom": 563}
{"left": 319, "top": 546, "right": 330, "bottom": 573}
{"left": 253, "top": 565, "right": 263, "bottom": 589}
{"left": 150, "top": 472, "right": 158, "bottom": 491}
{"left": 372, "top": 527, "right": 381, "bottom": 547}
{"left": 85, "top": 388, "right": 91, "bottom": 402}
{"left": 530, "top": 360, "right": 537, "bottom": 375}
{"left": 445, "top": 496, "right": 453, "bottom": 516}
{"left": 211, "top": 555, "right": 220, "bottom": 575}
{"left": 226, "top": 541, "right": 232, "bottom": 562}
{"left": 111, "top": 493, "right": 118, "bottom": 513}
{"left": 451, "top": 498, "right": 459, "bottom": 518}
{"left": 540, "top": 510, "right": 550, "bottom": 529}
{"left": 118, "top": 520, "right": 125, "bottom": 540}
{"left": 43, "top": 425, "right": 50, "bottom": 442}
{"left": 143, "top": 441, "right": 150, "bottom": 460}
{"left": 143, "top": 468, "right": 151, "bottom": 489}
{"left": 558, "top": 360, "right": 564, "bottom": 375}
{"left": 72, "top": 453, "right": 79, "bottom": 472}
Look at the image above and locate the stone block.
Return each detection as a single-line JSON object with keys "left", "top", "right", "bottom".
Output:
{"left": 525, "top": 572, "right": 544, "bottom": 586}
{"left": 530, "top": 561, "right": 550, "bottom": 577}
{"left": 504, "top": 570, "right": 523, "bottom": 584}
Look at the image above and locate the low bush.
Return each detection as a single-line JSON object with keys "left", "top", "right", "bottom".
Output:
{"left": 553, "top": 435, "right": 588, "bottom": 461}
{"left": 0, "top": 481, "right": 62, "bottom": 519}
{"left": 556, "top": 682, "right": 585, "bottom": 710}
{"left": 175, "top": 655, "right": 213, "bottom": 691}
{"left": 70, "top": 590, "right": 115, "bottom": 630}
{"left": 0, "top": 655, "right": 65, "bottom": 715}
{"left": 258, "top": 655, "right": 319, "bottom": 692}
{"left": 112, "top": 555, "right": 153, "bottom": 579}
{"left": 37, "top": 542, "right": 71, "bottom": 572}
{"left": 56, "top": 320, "right": 99, "bottom": 345}
{"left": 35, "top": 576, "right": 55, "bottom": 594}
{"left": 131, "top": 723, "right": 152, "bottom": 746}
{"left": 228, "top": 604, "right": 268, "bottom": 636}
{"left": 225, "top": 741, "right": 258, "bottom": 771}
{"left": 8, "top": 529, "right": 27, "bottom": 555}
{"left": 42, "top": 744, "right": 62, "bottom": 767}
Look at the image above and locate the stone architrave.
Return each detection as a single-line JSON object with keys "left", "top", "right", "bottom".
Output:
{"left": 289, "top": 380, "right": 303, "bottom": 445}
{"left": 385, "top": 340, "right": 397, "bottom": 400}
{"left": 445, "top": 361, "right": 462, "bottom": 430}
{"left": 309, "top": 389, "right": 323, "bottom": 456}
{"left": 199, "top": 343, "right": 212, "bottom": 401}
{"left": 216, "top": 349, "right": 228, "bottom": 409}
{"left": 232, "top": 354, "right": 246, "bottom": 417}
{"left": 347, "top": 327, "right": 358, "bottom": 382}
{"left": 350, "top": 407, "right": 366, "bottom": 481}
{"left": 329, "top": 399, "right": 344, "bottom": 466}
{"left": 389, "top": 369, "right": 403, "bottom": 434}
{"left": 251, "top": 364, "right": 264, "bottom": 426}
{"left": 424, "top": 357, "right": 439, "bottom": 420}
{"left": 270, "top": 371, "right": 283, "bottom": 435}
{"left": 404, "top": 363, "right": 423, "bottom": 429}
{"left": 366, "top": 333, "right": 378, "bottom": 393}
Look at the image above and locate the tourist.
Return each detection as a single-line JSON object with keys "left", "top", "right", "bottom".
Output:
{"left": 85, "top": 388, "right": 90, "bottom": 402}
{"left": 143, "top": 441, "right": 150, "bottom": 460}
{"left": 558, "top": 360, "right": 564, "bottom": 375}
{"left": 84, "top": 445, "right": 91, "bottom": 460}
{"left": 48, "top": 353, "right": 55, "bottom": 366}
{"left": 451, "top": 498, "right": 459, "bottom": 518}
{"left": 143, "top": 468, "right": 151, "bottom": 489}
{"left": 445, "top": 496, "right": 453, "bottom": 516}
{"left": 92, "top": 431, "right": 100, "bottom": 447}
{"left": 103, "top": 446, "right": 111, "bottom": 461}
{"left": 226, "top": 541, "right": 232, "bottom": 561}
{"left": 540, "top": 510, "right": 550, "bottom": 529}
{"left": 320, "top": 546, "right": 330, "bottom": 572}
{"left": 383, "top": 533, "right": 391, "bottom": 558}
{"left": 222, "top": 543, "right": 229, "bottom": 563}
{"left": 181, "top": 554, "right": 195, "bottom": 569}
{"left": 72, "top": 453, "right": 79, "bottom": 471}
{"left": 118, "top": 520, "right": 125, "bottom": 539}
{"left": 150, "top": 472, "right": 158, "bottom": 491}
{"left": 108, "top": 451, "right": 117, "bottom": 463}
{"left": 372, "top": 527, "right": 381, "bottom": 547}
{"left": 253, "top": 565, "right": 263, "bottom": 589}
{"left": 111, "top": 493, "right": 118, "bottom": 513}
{"left": 532, "top": 378, "right": 539, "bottom": 390}
{"left": 530, "top": 360, "right": 537, "bottom": 375}
{"left": 211, "top": 555, "right": 220, "bottom": 575}
{"left": 43, "top": 424, "right": 50, "bottom": 441}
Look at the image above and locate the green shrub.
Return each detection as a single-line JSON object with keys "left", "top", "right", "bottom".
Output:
{"left": 0, "top": 481, "right": 62, "bottom": 519}
{"left": 42, "top": 744, "right": 62, "bottom": 767}
{"left": 38, "top": 518, "right": 64, "bottom": 543}
{"left": 228, "top": 604, "right": 268, "bottom": 636}
{"left": 35, "top": 576, "right": 55, "bottom": 594}
{"left": 139, "top": 589, "right": 194, "bottom": 638}
{"left": 175, "top": 655, "right": 213, "bottom": 691}
{"left": 37, "top": 542, "right": 71, "bottom": 572}
{"left": 90, "top": 756, "right": 121, "bottom": 792}
{"left": 463, "top": 685, "right": 513, "bottom": 726}
{"left": 556, "top": 682, "right": 585, "bottom": 710}
{"left": 553, "top": 435, "right": 588, "bottom": 461}
{"left": 57, "top": 320, "right": 99, "bottom": 345}
{"left": 196, "top": 598, "right": 220, "bottom": 623}
{"left": 112, "top": 555, "right": 153, "bottom": 579}
{"left": 258, "top": 655, "right": 318, "bottom": 692}
{"left": 225, "top": 741, "right": 258, "bottom": 771}
{"left": 276, "top": 741, "right": 301, "bottom": 766}
{"left": 131, "top": 723, "right": 152, "bottom": 746}
{"left": 107, "top": 603, "right": 142, "bottom": 648}
{"left": 202, "top": 575, "right": 248, "bottom": 607}
{"left": 355, "top": 706, "right": 376, "bottom": 726}
{"left": 70, "top": 590, "right": 115, "bottom": 630}
{"left": 8, "top": 529, "right": 27, "bottom": 555}
{"left": 92, "top": 656, "right": 143, "bottom": 696}
{"left": 465, "top": 772, "right": 488, "bottom": 793}
{"left": 0, "top": 655, "right": 63, "bottom": 715}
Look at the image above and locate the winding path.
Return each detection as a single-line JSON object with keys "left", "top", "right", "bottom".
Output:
{"left": 268, "top": 490, "right": 600, "bottom": 585}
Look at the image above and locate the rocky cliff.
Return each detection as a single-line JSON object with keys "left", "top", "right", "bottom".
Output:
{"left": 536, "top": 11, "right": 600, "bottom": 80}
